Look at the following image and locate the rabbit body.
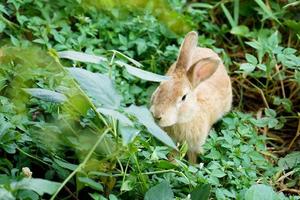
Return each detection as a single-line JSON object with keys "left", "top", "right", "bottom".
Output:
{"left": 165, "top": 47, "right": 232, "bottom": 162}
{"left": 150, "top": 32, "right": 232, "bottom": 163}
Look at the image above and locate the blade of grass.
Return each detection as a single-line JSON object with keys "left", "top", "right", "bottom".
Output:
{"left": 110, "top": 50, "right": 143, "bottom": 68}
{"left": 283, "top": 1, "right": 300, "bottom": 9}
{"left": 220, "top": 3, "right": 236, "bottom": 27}
{"left": 234, "top": 0, "right": 239, "bottom": 24}
{"left": 254, "top": 0, "right": 280, "bottom": 24}
{"left": 220, "top": 2, "right": 245, "bottom": 50}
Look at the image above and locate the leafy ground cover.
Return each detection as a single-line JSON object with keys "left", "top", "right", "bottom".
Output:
{"left": 0, "top": 0, "right": 299, "bottom": 199}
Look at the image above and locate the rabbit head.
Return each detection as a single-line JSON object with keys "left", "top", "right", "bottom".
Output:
{"left": 150, "top": 31, "right": 220, "bottom": 127}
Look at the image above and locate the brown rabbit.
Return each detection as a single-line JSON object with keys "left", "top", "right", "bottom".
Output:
{"left": 150, "top": 31, "right": 232, "bottom": 163}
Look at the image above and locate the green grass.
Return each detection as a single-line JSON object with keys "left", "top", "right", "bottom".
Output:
{"left": 0, "top": 0, "right": 299, "bottom": 199}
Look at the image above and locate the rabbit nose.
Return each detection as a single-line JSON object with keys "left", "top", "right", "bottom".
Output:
{"left": 150, "top": 106, "right": 162, "bottom": 120}
{"left": 155, "top": 116, "right": 162, "bottom": 120}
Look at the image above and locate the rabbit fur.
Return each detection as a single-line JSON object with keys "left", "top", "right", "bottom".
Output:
{"left": 150, "top": 31, "right": 232, "bottom": 163}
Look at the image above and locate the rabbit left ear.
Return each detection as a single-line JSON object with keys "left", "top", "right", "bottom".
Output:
{"left": 176, "top": 31, "right": 198, "bottom": 71}
{"left": 187, "top": 57, "right": 219, "bottom": 88}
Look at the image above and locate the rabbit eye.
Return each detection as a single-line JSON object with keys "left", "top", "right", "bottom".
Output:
{"left": 181, "top": 94, "right": 187, "bottom": 101}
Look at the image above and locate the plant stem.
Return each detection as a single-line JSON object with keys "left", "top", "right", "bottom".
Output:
{"left": 141, "top": 169, "right": 191, "bottom": 186}
{"left": 275, "top": 64, "right": 286, "bottom": 98}
{"left": 109, "top": 51, "right": 116, "bottom": 78}
{"left": 288, "top": 118, "right": 300, "bottom": 150}
{"left": 0, "top": 14, "right": 18, "bottom": 30}
{"left": 244, "top": 79, "right": 269, "bottom": 108}
{"left": 17, "top": 147, "right": 51, "bottom": 167}
{"left": 50, "top": 129, "right": 109, "bottom": 200}
{"left": 133, "top": 154, "right": 147, "bottom": 191}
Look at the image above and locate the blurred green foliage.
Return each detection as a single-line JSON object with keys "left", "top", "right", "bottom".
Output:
{"left": 0, "top": 0, "right": 299, "bottom": 199}
{"left": 82, "top": 0, "right": 193, "bottom": 34}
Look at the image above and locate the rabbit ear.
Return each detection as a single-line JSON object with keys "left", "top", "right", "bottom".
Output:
{"left": 187, "top": 57, "right": 219, "bottom": 88}
{"left": 176, "top": 31, "right": 198, "bottom": 71}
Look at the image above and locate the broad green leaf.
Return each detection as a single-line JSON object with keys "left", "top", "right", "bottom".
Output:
{"left": 264, "top": 108, "right": 276, "bottom": 117}
{"left": 121, "top": 180, "right": 134, "bottom": 192}
{"left": 97, "top": 108, "right": 133, "bottom": 126}
{"left": 257, "top": 64, "right": 267, "bottom": 71}
{"left": 249, "top": 151, "right": 265, "bottom": 163}
{"left": 32, "top": 38, "right": 46, "bottom": 45}
{"left": 0, "top": 4, "right": 9, "bottom": 15}
{"left": 68, "top": 67, "right": 121, "bottom": 108}
{"left": 10, "top": 35, "right": 20, "bottom": 46}
{"left": 0, "top": 174, "right": 10, "bottom": 185}
{"left": 218, "top": 188, "right": 236, "bottom": 198}
{"left": 245, "top": 184, "right": 277, "bottom": 200}
{"left": 109, "top": 194, "right": 118, "bottom": 200}
{"left": 267, "top": 118, "right": 278, "bottom": 128}
{"left": 157, "top": 160, "right": 177, "bottom": 169}
{"left": 16, "top": 190, "right": 39, "bottom": 200}
{"left": 284, "top": 19, "right": 300, "bottom": 34}
{"left": 151, "top": 146, "right": 168, "bottom": 160}
{"left": 118, "top": 122, "right": 140, "bottom": 145}
{"left": 245, "top": 41, "right": 261, "bottom": 50}
{"left": 190, "top": 183, "right": 211, "bottom": 200}
{"left": 24, "top": 88, "right": 67, "bottom": 103}
{"left": 0, "top": 188, "right": 14, "bottom": 200}
{"left": 136, "top": 38, "right": 147, "bottom": 55}
{"left": 215, "top": 188, "right": 226, "bottom": 199}
{"left": 278, "top": 151, "right": 300, "bottom": 170}
{"left": 267, "top": 31, "right": 279, "bottom": 49}
{"left": 54, "top": 159, "right": 78, "bottom": 171}
{"left": 0, "top": 21, "right": 6, "bottom": 33}
{"left": 249, "top": 117, "right": 269, "bottom": 127}
{"left": 115, "top": 61, "right": 170, "bottom": 82}
{"left": 245, "top": 54, "right": 257, "bottom": 65}
{"left": 283, "top": 48, "right": 297, "bottom": 55}
{"left": 89, "top": 193, "right": 102, "bottom": 200}
{"left": 0, "top": 120, "right": 11, "bottom": 139}
{"left": 230, "top": 25, "right": 249, "bottom": 37}
{"left": 78, "top": 177, "right": 103, "bottom": 191}
{"left": 11, "top": 178, "right": 60, "bottom": 195}
{"left": 58, "top": 51, "right": 108, "bottom": 64}
{"left": 144, "top": 181, "right": 174, "bottom": 200}
{"left": 118, "top": 34, "right": 127, "bottom": 45}
{"left": 205, "top": 149, "right": 221, "bottom": 160}
{"left": 211, "top": 169, "right": 226, "bottom": 178}
{"left": 240, "top": 63, "right": 255, "bottom": 73}
{"left": 126, "top": 105, "right": 177, "bottom": 149}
